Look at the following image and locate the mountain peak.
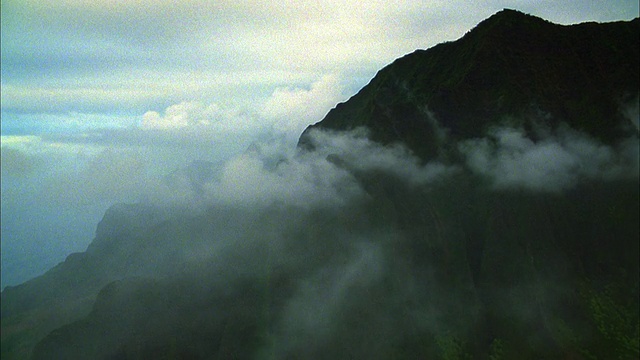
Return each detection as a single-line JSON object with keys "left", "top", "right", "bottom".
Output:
{"left": 299, "top": 12, "right": 639, "bottom": 160}
{"left": 484, "top": 8, "right": 543, "bottom": 22}
{"left": 465, "top": 8, "right": 555, "bottom": 41}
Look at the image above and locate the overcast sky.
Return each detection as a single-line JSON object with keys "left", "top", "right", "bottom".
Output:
{"left": 2, "top": 1, "right": 638, "bottom": 135}
{"left": 1, "top": 0, "right": 638, "bottom": 288}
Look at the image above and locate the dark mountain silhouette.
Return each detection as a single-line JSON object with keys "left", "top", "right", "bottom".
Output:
{"left": 300, "top": 9, "right": 639, "bottom": 160}
{"left": 2, "top": 9, "right": 638, "bottom": 359}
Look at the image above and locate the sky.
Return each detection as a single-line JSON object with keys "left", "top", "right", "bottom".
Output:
{"left": 1, "top": 0, "right": 638, "bottom": 288}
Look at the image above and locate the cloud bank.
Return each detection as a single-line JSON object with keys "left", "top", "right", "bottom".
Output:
{"left": 36, "top": 127, "right": 479, "bottom": 358}
{"left": 140, "top": 127, "right": 458, "bottom": 210}
{"left": 5, "top": 113, "right": 639, "bottom": 357}
{"left": 459, "top": 125, "right": 639, "bottom": 192}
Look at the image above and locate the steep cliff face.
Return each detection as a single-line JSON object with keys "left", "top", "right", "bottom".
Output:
{"left": 295, "top": 10, "right": 640, "bottom": 358}
{"left": 0, "top": 203, "right": 165, "bottom": 360}
{"left": 300, "top": 9, "right": 639, "bottom": 160}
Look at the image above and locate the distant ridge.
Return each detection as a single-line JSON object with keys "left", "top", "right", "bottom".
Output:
{"left": 299, "top": 9, "right": 639, "bottom": 160}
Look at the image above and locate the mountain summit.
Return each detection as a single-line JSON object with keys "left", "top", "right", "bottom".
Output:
{"left": 300, "top": 9, "right": 639, "bottom": 160}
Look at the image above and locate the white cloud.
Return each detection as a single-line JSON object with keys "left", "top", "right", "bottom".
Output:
{"left": 139, "top": 100, "right": 269, "bottom": 141}
{"left": 200, "top": 146, "right": 361, "bottom": 209}
{"left": 459, "top": 126, "right": 639, "bottom": 192}
{"left": 135, "top": 128, "right": 459, "bottom": 209}
{"left": 621, "top": 94, "right": 639, "bottom": 131}
{"left": 141, "top": 101, "right": 215, "bottom": 130}
{"left": 261, "top": 75, "right": 348, "bottom": 135}
{"left": 306, "top": 128, "right": 460, "bottom": 187}
{"left": 134, "top": 76, "right": 347, "bottom": 149}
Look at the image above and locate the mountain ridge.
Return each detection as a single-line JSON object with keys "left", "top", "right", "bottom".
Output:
{"left": 299, "top": 9, "right": 639, "bottom": 160}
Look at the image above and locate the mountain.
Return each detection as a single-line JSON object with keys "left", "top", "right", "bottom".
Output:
{"left": 299, "top": 9, "right": 639, "bottom": 160}
{"left": 2, "top": 10, "right": 639, "bottom": 360}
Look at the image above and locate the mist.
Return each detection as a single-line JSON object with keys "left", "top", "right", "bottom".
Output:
{"left": 6, "top": 109, "right": 631, "bottom": 358}
{"left": 3, "top": 0, "right": 638, "bottom": 291}
{"left": 0, "top": 73, "right": 352, "bottom": 289}
{"left": 459, "top": 122, "right": 639, "bottom": 192}
{"left": 30, "top": 127, "right": 477, "bottom": 358}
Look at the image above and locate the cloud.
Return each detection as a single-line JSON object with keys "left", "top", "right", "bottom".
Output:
{"left": 141, "top": 101, "right": 217, "bottom": 130}
{"left": 9, "top": 1, "right": 637, "bottom": 116}
{"left": 200, "top": 147, "right": 360, "bottom": 209}
{"left": 82, "top": 75, "right": 347, "bottom": 152}
{"left": 119, "top": 129, "right": 476, "bottom": 358}
{"left": 3, "top": 0, "right": 639, "bottom": 327}
{"left": 27, "top": 101, "right": 271, "bottom": 164}
{"left": 5, "top": 118, "right": 637, "bottom": 356}
{"left": 118, "top": 127, "right": 458, "bottom": 214}
{"left": 140, "top": 100, "right": 269, "bottom": 135}
{"left": 305, "top": 128, "right": 460, "bottom": 187}
{"left": 273, "top": 241, "right": 387, "bottom": 355}
{"left": 459, "top": 125, "right": 639, "bottom": 192}
{"left": 111, "top": 128, "right": 466, "bottom": 357}
{"left": 261, "top": 75, "right": 348, "bottom": 135}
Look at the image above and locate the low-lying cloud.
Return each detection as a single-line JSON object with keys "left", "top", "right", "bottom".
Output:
{"left": 93, "top": 129, "right": 470, "bottom": 358}
{"left": 138, "top": 122, "right": 637, "bottom": 357}
{"left": 139, "top": 127, "right": 460, "bottom": 211}
{"left": 459, "top": 125, "right": 639, "bottom": 192}
{"left": 6, "top": 116, "right": 639, "bottom": 357}
{"left": 306, "top": 128, "right": 459, "bottom": 187}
